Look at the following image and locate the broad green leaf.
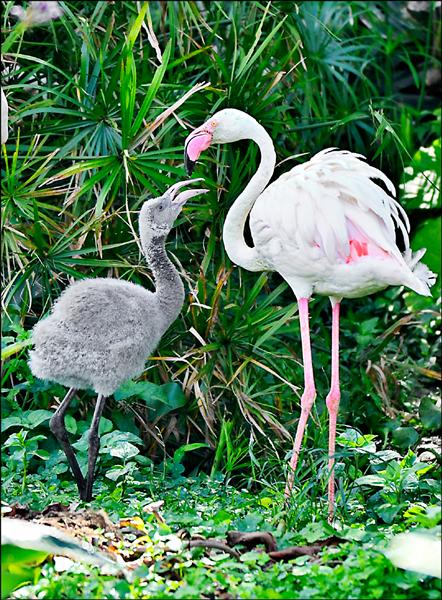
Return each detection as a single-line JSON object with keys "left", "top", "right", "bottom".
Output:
{"left": 26, "top": 410, "right": 53, "bottom": 428}
{"left": 392, "top": 427, "right": 420, "bottom": 449}
{"left": 1, "top": 411, "right": 53, "bottom": 432}
{"left": 114, "top": 380, "right": 186, "bottom": 418}
{"left": 33, "top": 449, "right": 50, "bottom": 460}
{"left": 98, "top": 417, "right": 113, "bottom": 435}
{"left": 375, "top": 503, "right": 404, "bottom": 524}
{"left": 100, "top": 431, "right": 142, "bottom": 449}
{"left": 1, "top": 417, "right": 23, "bottom": 433}
{"left": 419, "top": 398, "right": 441, "bottom": 430}
{"left": 65, "top": 415, "right": 78, "bottom": 435}
{"left": 370, "top": 450, "right": 402, "bottom": 465}
{"left": 412, "top": 217, "right": 441, "bottom": 277}
{"left": 354, "top": 474, "right": 386, "bottom": 487}
{"left": 109, "top": 442, "right": 140, "bottom": 461}
{"left": 1, "top": 545, "right": 48, "bottom": 600}
{"left": 105, "top": 465, "right": 131, "bottom": 481}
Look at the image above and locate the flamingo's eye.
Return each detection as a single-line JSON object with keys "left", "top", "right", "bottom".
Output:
{"left": 210, "top": 120, "right": 217, "bottom": 127}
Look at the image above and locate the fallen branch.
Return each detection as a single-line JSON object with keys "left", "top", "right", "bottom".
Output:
{"left": 268, "top": 537, "right": 343, "bottom": 562}
{"left": 268, "top": 545, "right": 322, "bottom": 561}
{"left": 226, "top": 530, "right": 278, "bottom": 553}
{"left": 188, "top": 539, "right": 240, "bottom": 558}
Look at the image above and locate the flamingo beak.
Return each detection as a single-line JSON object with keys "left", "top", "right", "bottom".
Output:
{"left": 184, "top": 128, "right": 213, "bottom": 175}
{"left": 166, "top": 178, "right": 209, "bottom": 206}
{"left": 174, "top": 188, "right": 209, "bottom": 206}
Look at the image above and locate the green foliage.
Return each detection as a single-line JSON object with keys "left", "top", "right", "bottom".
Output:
{"left": 419, "top": 397, "right": 441, "bottom": 430}
{"left": 1, "top": 2, "right": 441, "bottom": 597}
{"left": 4, "top": 430, "right": 49, "bottom": 494}
{"left": 2, "top": 469, "right": 441, "bottom": 599}
{"left": 114, "top": 380, "right": 187, "bottom": 419}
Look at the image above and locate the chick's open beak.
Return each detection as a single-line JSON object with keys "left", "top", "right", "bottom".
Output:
{"left": 165, "top": 178, "right": 209, "bottom": 206}
{"left": 175, "top": 188, "right": 209, "bottom": 206}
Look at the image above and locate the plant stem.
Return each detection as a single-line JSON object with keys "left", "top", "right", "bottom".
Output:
{"left": 22, "top": 456, "right": 27, "bottom": 494}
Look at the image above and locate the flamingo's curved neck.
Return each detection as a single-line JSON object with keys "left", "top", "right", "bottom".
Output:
{"left": 222, "top": 120, "right": 276, "bottom": 271}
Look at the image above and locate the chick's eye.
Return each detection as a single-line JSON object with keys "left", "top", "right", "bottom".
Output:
{"left": 158, "top": 204, "right": 164, "bottom": 211}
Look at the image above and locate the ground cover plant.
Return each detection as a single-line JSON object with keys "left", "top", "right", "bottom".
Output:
{"left": 1, "top": 1, "right": 441, "bottom": 598}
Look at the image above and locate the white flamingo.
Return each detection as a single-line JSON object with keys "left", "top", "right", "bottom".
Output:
{"left": 183, "top": 108, "right": 436, "bottom": 521}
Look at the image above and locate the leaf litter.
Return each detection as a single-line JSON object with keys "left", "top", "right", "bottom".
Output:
{"left": 3, "top": 500, "right": 343, "bottom": 576}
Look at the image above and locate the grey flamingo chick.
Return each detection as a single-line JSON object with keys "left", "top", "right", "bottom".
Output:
{"left": 29, "top": 179, "right": 208, "bottom": 501}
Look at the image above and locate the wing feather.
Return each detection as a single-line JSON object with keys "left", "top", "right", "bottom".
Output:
{"left": 251, "top": 148, "right": 409, "bottom": 266}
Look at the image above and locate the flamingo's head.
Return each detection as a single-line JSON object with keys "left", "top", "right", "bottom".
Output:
{"left": 140, "top": 179, "right": 208, "bottom": 235}
{"left": 184, "top": 108, "right": 247, "bottom": 174}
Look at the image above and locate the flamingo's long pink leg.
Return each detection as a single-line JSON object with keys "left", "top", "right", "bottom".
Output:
{"left": 285, "top": 297, "right": 316, "bottom": 499}
{"left": 326, "top": 300, "right": 341, "bottom": 521}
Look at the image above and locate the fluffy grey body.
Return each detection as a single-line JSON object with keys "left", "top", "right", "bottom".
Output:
{"left": 28, "top": 179, "right": 207, "bottom": 500}
{"left": 29, "top": 278, "right": 167, "bottom": 396}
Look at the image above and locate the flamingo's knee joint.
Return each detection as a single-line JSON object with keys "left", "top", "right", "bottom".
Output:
{"left": 326, "top": 387, "right": 341, "bottom": 412}
{"left": 301, "top": 387, "right": 316, "bottom": 412}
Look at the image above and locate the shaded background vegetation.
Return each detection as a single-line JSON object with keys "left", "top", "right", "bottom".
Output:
{"left": 1, "top": 0, "right": 441, "bottom": 503}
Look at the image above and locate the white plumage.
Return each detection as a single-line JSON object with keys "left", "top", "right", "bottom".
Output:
{"left": 250, "top": 148, "right": 434, "bottom": 299}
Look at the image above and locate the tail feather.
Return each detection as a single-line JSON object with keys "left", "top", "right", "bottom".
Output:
{"left": 403, "top": 248, "right": 437, "bottom": 296}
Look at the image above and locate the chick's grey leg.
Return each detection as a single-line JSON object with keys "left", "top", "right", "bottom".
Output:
{"left": 49, "top": 388, "right": 86, "bottom": 498}
{"left": 84, "top": 394, "right": 106, "bottom": 501}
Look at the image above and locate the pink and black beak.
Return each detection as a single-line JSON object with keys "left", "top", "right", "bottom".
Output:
{"left": 184, "top": 126, "right": 213, "bottom": 175}
{"left": 166, "top": 178, "right": 209, "bottom": 206}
